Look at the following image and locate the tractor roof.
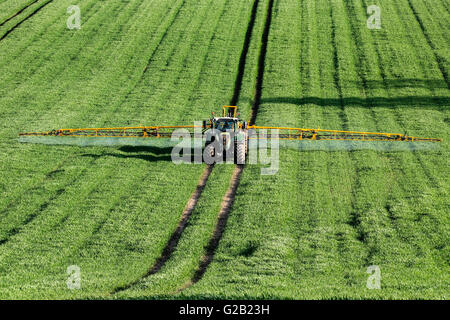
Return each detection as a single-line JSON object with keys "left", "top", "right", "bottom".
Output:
{"left": 213, "top": 117, "right": 239, "bottom": 121}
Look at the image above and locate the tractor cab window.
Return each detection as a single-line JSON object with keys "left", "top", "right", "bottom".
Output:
{"left": 215, "top": 120, "right": 235, "bottom": 131}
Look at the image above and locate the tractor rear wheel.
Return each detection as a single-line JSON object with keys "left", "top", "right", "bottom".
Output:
{"left": 236, "top": 142, "right": 246, "bottom": 164}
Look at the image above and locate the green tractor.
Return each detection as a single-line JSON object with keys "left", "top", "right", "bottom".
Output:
{"left": 202, "top": 106, "right": 248, "bottom": 164}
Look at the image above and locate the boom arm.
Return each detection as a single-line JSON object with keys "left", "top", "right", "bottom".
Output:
{"left": 247, "top": 126, "right": 442, "bottom": 142}
{"left": 19, "top": 125, "right": 201, "bottom": 138}
{"left": 19, "top": 125, "right": 441, "bottom": 143}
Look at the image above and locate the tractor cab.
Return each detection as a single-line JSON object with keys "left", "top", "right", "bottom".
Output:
{"left": 212, "top": 117, "right": 238, "bottom": 132}
{"left": 202, "top": 106, "right": 247, "bottom": 132}
{"left": 202, "top": 106, "right": 248, "bottom": 163}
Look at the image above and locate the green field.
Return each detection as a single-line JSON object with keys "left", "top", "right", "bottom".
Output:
{"left": 0, "top": 0, "right": 448, "bottom": 299}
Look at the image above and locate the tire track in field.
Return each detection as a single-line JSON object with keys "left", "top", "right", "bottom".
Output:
{"left": 341, "top": 0, "right": 426, "bottom": 265}
{"left": 0, "top": 155, "right": 142, "bottom": 289}
{"left": 406, "top": 0, "right": 449, "bottom": 89}
{"left": 111, "top": 165, "right": 214, "bottom": 294}
{"left": 0, "top": 0, "right": 175, "bottom": 270}
{"left": 0, "top": 155, "right": 100, "bottom": 246}
{"left": 329, "top": 2, "right": 350, "bottom": 132}
{"left": 109, "top": 5, "right": 221, "bottom": 281}
{"left": 4, "top": 1, "right": 185, "bottom": 282}
{"left": 231, "top": 0, "right": 261, "bottom": 106}
{"left": 112, "top": 1, "right": 219, "bottom": 292}
{"left": 361, "top": 0, "right": 400, "bottom": 128}
{"left": 53, "top": 154, "right": 169, "bottom": 271}
{"left": 341, "top": 0, "right": 394, "bottom": 265}
{"left": 183, "top": 0, "right": 231, "bottom": 108}
{"left": 0, "top": 0, "right": 141, "bottom": 213}
{"left": 331, "top": 0, "right": 376, "bottom": 263}
{"left": 0, "top": 0, "right": 39, "bottom": 27}
{"left": 92, "top": 2, "right": 217, "bottom": 291}
{"left": 362, "top": 0, "right": 443, "bottom": 189}
{"left": 142, "top": 0, "right": 186, "bottom": 75}
{"left": 108, "top": 0, "right": 185, "bottom": 118}
{"left": 144, "top": 0, "right": 220, "bottom": 121}
{"left": 111, "top": 3, "right": 231, "bottom": 287}
{"left": 113, "top": 0, "right": 264, "bottom": 295}
{"left": 0, "top": 0, "right": 140, "bottom": 217}
{"left": 0, "top": 158, "right": 68, "bottom": 220}
{"left": 179, "top": 0, "right": 274, "bottom": 292}
{"left": 0, "top": 0, "right": 102, "bottom": 73}
{"left": 344, "top": 0, "right": 443, "bottom": 264}
{"left": 249, "top": 0, "right": 274, "bottom": 125}
{"left": 0, "top": 0, "right": 54, "bottom": 42}
{"left": 421, "top": 0, "right": 449, "bottom": 35}
{"left": 340, "top": 1, "right": 379, "bottom": 131}
{"left": 1, "top": 0, "right": 129, "bottom": 101}
{"left": 178, "top": 165, "right": 243, "bottom": 291}
{"left": 363, "top": 0, "right": 443, "bottom": 189}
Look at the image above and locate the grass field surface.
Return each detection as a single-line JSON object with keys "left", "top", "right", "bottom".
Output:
{"left": 180, "top": 0, "right": 449, "bottom": 299}
{"left": 0, "top": 0, "right": 448, "bottom": 299}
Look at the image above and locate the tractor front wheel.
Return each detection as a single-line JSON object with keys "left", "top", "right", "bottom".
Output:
{"left": 204, "top": 143, "right": 215, "bottom": 164}
{"left": 205, "top": 143, "right": 215, "bottom": 157}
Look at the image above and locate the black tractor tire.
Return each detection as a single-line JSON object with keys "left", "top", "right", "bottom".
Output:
{"left": 245, "top": 135, "right": 248, "bottom": 155}
{"left": 205, "top": 143, "right": 215, "bottom": 158}
{"left": 236, "top": 142, "right": 246, "bottom": 164}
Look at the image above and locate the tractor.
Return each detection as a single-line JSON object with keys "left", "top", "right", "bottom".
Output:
{"left": 19, "top": 105, "right": 441, "bottom": 165}
{"left": 202, "top": 106, "right": 248, "bottom": 164}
